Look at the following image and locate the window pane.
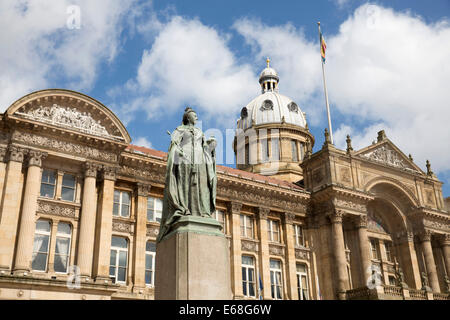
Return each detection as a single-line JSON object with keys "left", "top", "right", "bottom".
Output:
{"left": 145, "top": 271, "right": 152, "bottom": 284}
{"left": 57, "top": 223, "right": 71, "bottom": 235}
{"left": 242, "top": 267, "right": 247, "bottom": 281}
{"left": 292, "top": 140, "right": 298, "bottom": 162}
{"left": 110, "top": 250, "right": 116, "bottom": 266}
{"left": 249, "top": 282, "right": 255, "bottom": 297}
{"left": 111, "top": 236, "right": 127, "bottom": 248}
{"left": 62, "top": 174, "right": 75, "bottom": 188}
{"left": 297, "top": 264, "right": 306, "bottom": 273}
{"left": 145, "top": 254, "right": 153, "bottom": 270}
{"left": 122, "top": 192, "right": 130, "bottom": 205}
{"left": 155, "top": 198, "right": 163, "bottom": 211}
{"left": 113, "top": 203, "right": 120, "bottom": 216}
{"left": 248, "top": 268, "right": 254, "bottom": 282}
{"left": 155, "top": 211, "right": 162, "bottom": 223}
{"left": 54, "top": 254, "right": 68, "bottom": 273}
{"left": 147, "top": 209, "right": 154, "bottom": 221}
{"left": 36, "top": 220, "right": 51, "bottom": 232}
{"left": 40, "top": 184, "right": 55, "bottom": 198}
{"left": 42, "top": 170, "right": 56, "bottom": 184}
{"left": 109, "top": 266, "right": 116, "bottom": 277}
{"left": 242, "top": 256, "right": 253, "bottom": 265}
{"left": 270, "top": 259, "right": 280, "bottom": 269}
{"left": 117, "top": 268, "right": 126, "bottom": 282}
{"left": 55, "top": 238, "right": 70, "bottom": 255}
{"left": 61, "top": 187, "right": 75, "bottom": 201}
{"left": 121, "top": 204, "right": 130, "bottom": 217}
{"left": 33, "top": 234, "right": 49, "bottom": 253}
{"left": 118, "top": 251, "right": 127, "bottom": 267}
{"left": 146, "top": 242, "right": 156, "bottom": 252}
{"left": 32, "top": 253, "right": 47, "bottom": 271}
{"left": 147, "top": 197, "right": 154, "bottom": 209}
{"left": 114, "top": 190, "right": 120, "bottom": 202}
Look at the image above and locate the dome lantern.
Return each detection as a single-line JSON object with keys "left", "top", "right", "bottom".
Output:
{"left": 259, "top": 57, "right": 279, "bottom": 93}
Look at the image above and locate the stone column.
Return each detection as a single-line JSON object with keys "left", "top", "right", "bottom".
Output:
{"left": 355, "top": 215, "right": 371, "bottom": 287}
{"left": 0, "top": 147, "right": 26, "bottom": 271}
{"left": 329, "top": 210, "right": 348, "bottom": 300}
{"left": 132, "top": 183, "right": 151, "bottom": 292}
{"left": 283, "top": 212, "right": 298, "bottom": 300}
{"left": 257, "top": 207, "right": 271, "bottom": 300}
{"left": 228, "top": 201, "right": 243, "bottom": 299}
{"left": 420, "top": 231, "right": 440, "bottom": 292}
{"left": 93, "top": 165, "right": 117, "bottom": 283}
{"left": 440, "top": 234, "right": 450, "bottom": 278}
{"left": 76, "top": 162, "right": 99, "bottom": 279}
{"left": 13, "top": 150, "right": 47, "bottom": 274}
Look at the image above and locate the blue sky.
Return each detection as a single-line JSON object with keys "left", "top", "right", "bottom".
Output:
{"left": 1, "top": 0, "right": 450, "bottom": 196}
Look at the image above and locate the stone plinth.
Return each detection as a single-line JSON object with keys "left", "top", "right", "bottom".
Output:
{"left": 155, "top": 216, "right": 232, "bottom": 300}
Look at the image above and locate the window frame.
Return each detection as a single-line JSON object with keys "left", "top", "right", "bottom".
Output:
{"left": 109, "top": 236, "right": 129, "bottom": 284}
{"left": 145, "top": 241, "right": 156, "bottom": 287}
{"left": 291, "top": 140, "right": 298, "bottom": 162}
{"left": 31, "top": 219, "right": 52, "bottom": 272}
{"left": 269, "top": 259, "right": 283, "bottom": 300}
{"left": 213, "top": 209, "right": 226, "bottom": 233}
{"left": 267, "top": 219, "right": 280, "bottom": 243}
{"left": 61, "top": 173, "right": 76, "bottom": 202}
{"left": 53, "top": 222, "right": 72, "bottom": 274}
{"left": 113, "top": 189, "right": 131, "bottom": 218}
{"left": 241, "top": 255, "right": 256, "bottom": 298}
{"left": 240, "top": 214, "right": 254, "bottom": 239}
{"left": 296, "top": 263, "right": 310, "bottom": 300}
{"left": 294, "top": 224, "right": 305, "bottom": 247}
{"left": 147, "top": 196, "right": 163, "bottom": 222}
{"left": 40, "top": 169, "right": 57, "bottom": 199}
{"left": 384, "top": 241, "right": 393, "bottom": 262}
{"left": 370, "top": 238, "right": 380, "bottom": 260}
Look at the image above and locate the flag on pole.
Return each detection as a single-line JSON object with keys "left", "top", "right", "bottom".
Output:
{"left": 258, "top": 275, "right": 263, "bottom": 300}
{"left": 320, "top": 31, "right": 327, "bottom": 63}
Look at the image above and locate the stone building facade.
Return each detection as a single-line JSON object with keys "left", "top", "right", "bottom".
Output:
{"left": 0, "top": 66, "right": 449, "bottom": 300}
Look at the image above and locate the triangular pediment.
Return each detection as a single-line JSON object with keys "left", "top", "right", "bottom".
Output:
{"left": 355, "top": 140, "right": 423, "bottom": 174}
{"left": 6, "top": 89, "right": 131, "bottom": 143}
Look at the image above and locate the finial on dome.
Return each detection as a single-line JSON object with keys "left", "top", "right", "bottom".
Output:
{"left": 266, "top": 57, "right": 270, "bottom": 68}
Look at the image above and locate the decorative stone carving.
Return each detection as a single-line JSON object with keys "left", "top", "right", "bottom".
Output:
{"left": 328, "top": 210, "right": 344, "bottom": 224}
{"left": 27, "top": 150, "right": 47, "bottom": 167}
{"left": 240, "top": 107, "right": 248, "bottom": 118}
{"left": 37, "top": 200, "right": 76, "bottom": 218}
{"left": 269, "top": 244, "right": 284, "bottom": 257}
{"left": 136, "top": 183, "right": 151, "bottom": 197}
{"left": 227, "top": 201, "right": 242, "bottom": 215}
{"left": 120, "top": 165, "right": 165, "bottom": 184}
{"left": 333, "top": 198, "right": 367, "bottom": 213}
{"left": 283, "top": 212, "right": 296, "bottom": 225}
{"left": 287, "top": 102, "right": 299, "bottom": 113}
{"left": 102, "top": 165, "right": 119, "bottom": 181}
{"left": 260, "top": 100, "right": 274, "bottom": 111}
{"left": 425, "top": 190, "right": 435, "bottom": 205}
{"left": 8, "top": 146, "right": 26, "bottom": 163}
{"left": 241, "top": 240, "right": 258, "bottom": 252}
{"left": 419, "top": 230, "right": 433, "bottom": 242}
{"left": 422, "top": 219, "right": 450, "bottom": 232}
{"left": 0, "top": 146, "right": 7, "bottom": 162}
{"left": 146, "top": 225, "right": 160, "bottom": 237}
{"left": 112, "top": 220, "right": 134, "bottom": 235}
{"left": 340, "top": 167, "right": 351, "bottom": 184}
{"left": 295, "top": 248, "right": 310, "bottom": 261}
{"left": 16, "top": 104, "right": 123, "bottom": 141}
{"left": 84, "top": 162, "right": 100, "bottom": 178}
{"left": 439, "top": 234, "right": 450, "bottom": 246}
{"left": 354, "top": 215, "right": 368, "bottom": 228}
{"left": 257, "top": 207, "right": 270, "bottom": 220}
{"left": 360, "top": 144, "right": 414, "bottom": 171}
{"left": 12, "top": 131, "right": 117, "bottom": 162}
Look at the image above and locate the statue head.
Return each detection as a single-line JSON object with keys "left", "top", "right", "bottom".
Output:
{"left": 182, "top": 107, "right": 197, "bottom": 125}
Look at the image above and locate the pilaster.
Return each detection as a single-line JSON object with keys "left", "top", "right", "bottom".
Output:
{"left": 257, "top": 207, "right": 271, "bottom": 300}
{"left": 227, "top": 201, "right": 243, "bottom": 299}
{"left": 283, "top": 212, "right": 298, "bottom": 300}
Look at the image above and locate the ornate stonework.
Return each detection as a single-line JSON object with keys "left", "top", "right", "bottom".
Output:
{"left": 269, "top": 244, "right": 285, "bottom": 257}
{"left": 241, "top": 239, "right": 259, "bottom": 252}
{"left": 102, "top": 165, "right": 119, "bottom": 181}
{"left": 8, "top": 145, "right": 26, "bottom": 163}
{"left": 12, "top": 131, "right": 117, "bottom": 162}
{"left": 136, "top": 183, "right": 151, "bottom": 197}
{"left": 227, "top": 201, "right": 242, "bottom": 214}
{"left": 84, "top": 162, "right": 100, "bottom": 178}
{"left": 295, "top": 248, "right": 310, "bottom": 261}
{"left": 15, "top": 104, "right": 123, "bottom": 141}
{"left": 360, "top": 144, "right": 415, "bottom": 171}
{"left": 37, "top": 200, "right": 76, "bottom": 218}
{"left": 146, "top": 224, "right": 160, "bottom": 237}
{"left": 333, "top": 198, "right": 367, "bottom": 213}
{"left": 257, "top": 207, "right": 270, "bottom": 220}
{"left": 112, "top": 219, "right": 134, "bottom": 235}
{"left": 27, "top": 150, "right": 47, "bottom": 167}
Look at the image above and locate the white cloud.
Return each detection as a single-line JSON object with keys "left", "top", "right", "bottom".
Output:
{"left": 234, "top": 4, "right": 450, "bottom": 175}
{"left": 133, "top": 136, "right": 153, "bottom": 149}
{"left": 332, "top": 0, "right": 350, "bottom": 9}
{"left": 0, "top": 0, "right": 136, "bottom": 111}
{"left": 114, "top": 16, "right": 257, "bottom": 127}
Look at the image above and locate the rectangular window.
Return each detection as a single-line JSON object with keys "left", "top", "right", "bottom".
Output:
{"left": 388, "top": 275, "right": 396, "bottom": 286}
{"left": 261, "top": 138, "right": 269, "bottom": 162}
{"left": 240, "top": 214, "right": 254, "bottom": 239}
{"left": 267, "top": 219, "right": 280, "bottom": 242}
{"left": 299, "top": 142, "right": 305, "bottom": 161}
{"left": 61, "top": 173, "right": 76, "bottom": 202}
{"left": 294, "top": 224, "right": 304, "bottom": 247}
{"left": 271, "top": 138, "right": 280, "bottom": 161}
{"left": 270, "top": 259, "right": 283, "bottom": 300}
{"left": 54, "top": 222, "right": 72, "bottom": 273}
{"left": 147, "top": 197, "right": 162, "bottom": 222}
{"left": 113, "top": 190, "right": 131, "bottom": 217}
{"left": 109, "top": 236, "right": 128, "bottom": 284}
{"left": 40, "top": 169, "right": 56, "bottom": 198}
{"left": 145, "top": 241, "right": 156, "bottom": 286}
{"left": 242, "top": 256, "right": 256, "bottom": 298}
{"left": 384, "top": 242, "right": 393, "bottom": 262}
{"left": 213, "top": 210, "right": 226, "bottom": 233}
{"left": 32, "top": 220, "right": 51, "bottom": 271}
{"left": 296, "top": 264, "right": 309, "bottom": 300}
{"left": 245, "top": 143, "right": 250, "bottom": 165}
{"left": 291, "top": 140, "right": 298, "bottom": 162}
{"left": 370, "top": 239, "right": 379, "bottom": 260}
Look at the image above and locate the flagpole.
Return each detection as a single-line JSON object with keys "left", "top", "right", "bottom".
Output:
{"left": 318, "top": 21, "right": 334, "bottom": 145}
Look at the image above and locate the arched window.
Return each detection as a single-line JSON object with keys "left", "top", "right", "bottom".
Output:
{"left": 32, "top": 219, "right": 51, "bottom": 271}
{"left": 54, "top": 222, "right": 72, "bottom": 273}
{"left": 110, "top": 236, "right": 128, "bottom": 284}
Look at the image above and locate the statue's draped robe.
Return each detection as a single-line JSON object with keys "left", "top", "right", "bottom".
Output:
{"left": 157, "top": 125, "right": 216, "bottom": 242}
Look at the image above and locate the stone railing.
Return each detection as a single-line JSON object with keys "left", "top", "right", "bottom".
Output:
{"left": 409, "top": 289, "right": 427, "bottom": 300}
{"left": 346, "top": 287, "right": 371, "bottom": 300}
{"left": 383, "top": 285, "right": 403, "bottom": 297}
{"left": 433, "top": 292, "right": 450, "bottom": 300}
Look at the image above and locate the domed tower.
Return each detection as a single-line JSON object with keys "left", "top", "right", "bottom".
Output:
{"left": 234, "top": 59, "right": 315, "bottom": 184}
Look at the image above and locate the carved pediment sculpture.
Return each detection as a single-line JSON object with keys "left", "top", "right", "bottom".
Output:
{"left": 358, "top": 143, "right": 417, "bottom": 172}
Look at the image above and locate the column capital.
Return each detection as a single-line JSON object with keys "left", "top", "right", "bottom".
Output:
{"left": 7, "top": 146, "right": 27, "bottom": 163}
{"left": 102, "top": 165, "right": 119, "bottom": 181}
{"left": 283, "top": 212, "right": 296, "bottom": 225}
{"left": 354, "top": 214, "right": 368, "bottom": 229}
{"left": 27, "top": 150, "right": 47, "bottom": 167}
{"left": 136, "top": 183, "right": 151, "bottom": 197}
{"left": 0, "top": 146, "right": 7, "bottom": 162}
{"left": 419, "top": 230, "right": 433, "bottom": 242}
{"left": 328, "top": 210, "right": 344, "bottom": 224}
{"left": 227, "top": 201, "right": 242, "bottom": 215}
{"left": 257, "top": 207, "right": 270, "bottom": 220}
{"left": 83, "top": 162, "right": 100, "bottom": 178}
{"left": 438, "top": 233, "right": 450, "bottom": 246}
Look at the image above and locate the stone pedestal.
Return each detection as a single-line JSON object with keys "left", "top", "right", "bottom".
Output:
{"left": 155, "top": 216, "right": 232, "bottom": 300}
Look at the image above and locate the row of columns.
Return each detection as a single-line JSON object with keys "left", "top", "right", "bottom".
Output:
{"left": 227, "top": 201, "right": 305, "bottom": 300}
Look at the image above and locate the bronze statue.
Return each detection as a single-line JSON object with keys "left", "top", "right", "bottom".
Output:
{"left": 157, "top": 107, "right": 217, "bottom": 242}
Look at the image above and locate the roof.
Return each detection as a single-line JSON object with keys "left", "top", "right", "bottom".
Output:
{"left": 125, "top": 144, "right": 304, "bottom": 191}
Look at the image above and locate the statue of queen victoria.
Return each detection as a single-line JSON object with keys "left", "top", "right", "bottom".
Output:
{"left": 157, "top": 107, "right": 217, "bottom": 242}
